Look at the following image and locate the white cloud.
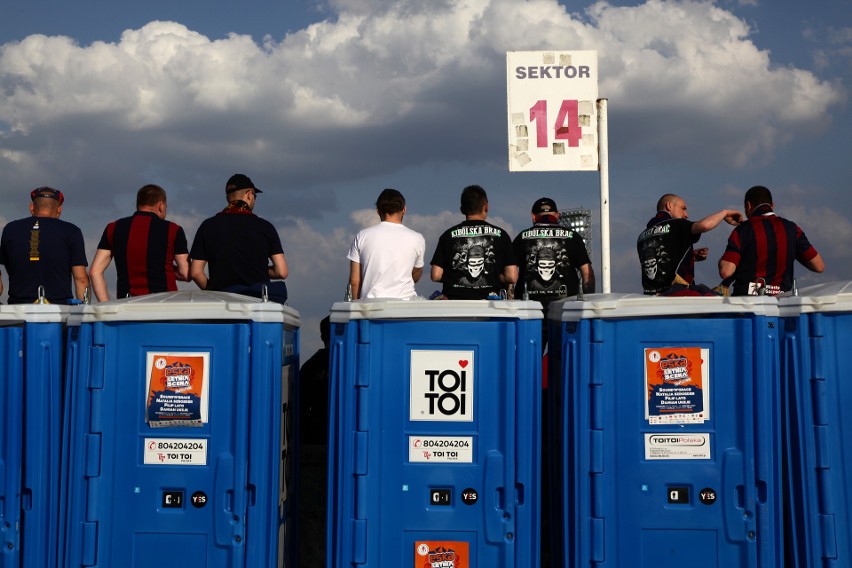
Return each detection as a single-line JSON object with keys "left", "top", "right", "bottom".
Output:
{"left": 0, "top": 0, "right": 842, "bottom": 189}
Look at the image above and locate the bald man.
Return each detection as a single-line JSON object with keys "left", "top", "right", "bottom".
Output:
{"left": 637, "top": 193, "right": 741, "bottom": 295}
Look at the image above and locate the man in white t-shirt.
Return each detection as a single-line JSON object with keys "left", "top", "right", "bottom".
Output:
{"left": 347, "top": 188, "right": 426, "bottom": 300}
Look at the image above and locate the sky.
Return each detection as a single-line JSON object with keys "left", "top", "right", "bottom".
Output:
{"left": 0, "top": 0, "right": 850, "bottom": 353}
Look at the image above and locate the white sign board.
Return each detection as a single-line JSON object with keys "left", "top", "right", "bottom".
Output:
{"left": 408, "top": 436, "right": 474, "bottom": 463}
{"left": 506, "top": 50, "right": 599, "bottom": 172}
{"left": 143, "top": 438, "right": 208, "bottom": 465}
{"left": 409, "top": 350, "right": 474, "bottom": 422}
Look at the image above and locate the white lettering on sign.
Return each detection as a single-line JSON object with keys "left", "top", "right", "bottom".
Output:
{"left": 410, "top": 350, "right": 474, "bottom": 422}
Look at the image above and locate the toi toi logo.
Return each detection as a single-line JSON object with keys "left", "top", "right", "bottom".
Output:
{"left": 423, "top": 369, "right": 468, "bottom": 416}
{"left": 410, "top": 351, "right": 474, "bottom": 423}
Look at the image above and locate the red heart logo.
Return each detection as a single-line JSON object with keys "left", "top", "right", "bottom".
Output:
{"left": 459, "top": 360, "right": 469, "bottom": 368}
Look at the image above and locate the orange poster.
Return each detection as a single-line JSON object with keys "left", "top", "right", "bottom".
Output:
{"left": 644, "top": 347, "right": 710, "bottom": 424}
{"left": 414, "top": 541, "right": 469, "bottom": 568}
{"left": 145, "top": 352, "right": 210, "bottom": 428}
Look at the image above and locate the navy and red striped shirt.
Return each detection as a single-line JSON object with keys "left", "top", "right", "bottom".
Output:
{"left": 720, "top": 208, "right": 819, "bottom": 295}
{"left": 97, "top": 211, "right": 188, "bottom": 298}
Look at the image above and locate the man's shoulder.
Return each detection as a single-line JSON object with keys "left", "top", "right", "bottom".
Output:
{"left": 2, "top": 217, "right": 31, "bottom": 231}
{"left": 40, "top": 217, "right": 83, "bottom": 234}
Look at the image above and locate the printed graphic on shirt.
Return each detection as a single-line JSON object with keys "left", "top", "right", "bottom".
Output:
{"left": 450, "top": 239, "right": 496, "bottom": 290}
{"left": 637, "top": 229, "right": 674, "bottom": 293}
{"left": 520, "top": 238, "right": 574, "bottom": 297}
{"left": 29, "top": 221, "right": 40, "bottom": 261}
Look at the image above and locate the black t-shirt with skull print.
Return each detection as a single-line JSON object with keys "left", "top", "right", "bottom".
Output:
{"left": 430, "top": 219, "right": 517, "bottom": 300}
{"left": 512, "top": 221, "right": 591, "bottom": 305}
{"left": 637, "top": 212, "right": 698, "bottom": 295}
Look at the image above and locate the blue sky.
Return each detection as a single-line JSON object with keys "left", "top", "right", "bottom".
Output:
{"left": 1, "top": 0, "right": 850, "bottom": 352}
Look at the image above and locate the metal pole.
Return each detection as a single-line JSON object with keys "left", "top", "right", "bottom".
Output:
{"left": 597, "top": 98, "right": 611, "bottom": 293}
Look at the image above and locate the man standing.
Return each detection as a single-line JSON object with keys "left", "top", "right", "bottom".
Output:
{"left": 719, "top": 185, "right": 824, "bottom": 295}
{"left": 430, "top": 185, "right": 517, "bottom": 299}
{"left": 514, "top": 197, "right": 595, "bottom": 305}
{"left": 190, "top": 173, "right": 289, "bottom": 302}
{"left": 637, "top": 193, "right": 741, "bottom": 295}
{"left": 89, "top": 184, "right": 189, "bottom": 301}
{"left": 347, "top": 188, "right": 425, "bottom": 300}
{"left": 0, "top": 187, "right": 88, "bottom": 304}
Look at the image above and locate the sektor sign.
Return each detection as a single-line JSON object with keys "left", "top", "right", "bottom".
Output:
{"left": 410, "top": 350, "right": 474, "bottom": 422}
{"left": 506, "top": 50, "right": 599, "bottom": 172}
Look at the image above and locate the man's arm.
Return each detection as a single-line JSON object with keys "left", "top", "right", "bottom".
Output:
{"left": 268, "top": 253, "right": 288, "bottom": 280}
{"left": 430, "top": 265, "right": 444, "bottom": 282}
{"left": 89, "top": 249, "right": 113, "bottom": 301}
{"left": 72, "top": 265, "right": 89, "bottom": 302}
{"left": 692, "top": 210, "right": 742, "bottom": 234}
{"left": 718, "top": 259, "right": 737, "bottom": 280}
{"left": 804, "top": 253, "right": 825, "bottom": 273}
{"left": 174, "top": 253, "right": 190, "bottom": 282}
{"left": 190, "top": 259, "right": 208, "bottom": 290}
{"left": 580, "top": 264, "right": 596, "bottom": 293}
{"left": 348, "top": 260, "right": 362, "bottom": 300}
{"left": 412, "top": 266, "right": 423, "bottom": 283}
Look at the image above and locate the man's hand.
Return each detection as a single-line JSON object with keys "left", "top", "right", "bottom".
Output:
{"left": 694, "top": 247, "right": 709, "bottom": 262}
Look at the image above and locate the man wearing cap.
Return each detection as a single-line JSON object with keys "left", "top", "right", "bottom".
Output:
{"left": 430, "top": 184, "right": 517, "bottom": 299}
{"left": 190, "top": 173, "right": 289, "bottom": 302}
{"left": 0, "top": 187, "right": 88, "bottom": 304}
{"left": 637, "top": 194, "right": 741, "bottom": 295}
{"left": 347, "top": 188, "right": 425, "bottom": 300}
{"left": 514, "top": 197, "right": 595, "bottom": 306}
{"left": 89, "top": 184, "right": 190, "bottom": 301}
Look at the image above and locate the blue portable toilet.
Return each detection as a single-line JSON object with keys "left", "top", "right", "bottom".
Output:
{"left": 0, "top": 304, "right": 68, "bottom": 568}
{"left": 59, "top": 291, "right": 299, "bottom": 568}
{"left": 547, "top": 294, "right": 783, "bottom": 568}
{"left": 327, "top": 299, "right": 543, "bottom": 568}
{"left": 779, "top": 281, "right": 852, "bottom": 567}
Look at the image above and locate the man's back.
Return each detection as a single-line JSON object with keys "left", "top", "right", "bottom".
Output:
{"left": 722, "top": 212, "right": 818, "bottom": 295}
{"left": 514, "top": 221, "right": 590, "bottom": 302}
{"left": 0, "top": 216, "right": 87, "bottom": 304}
{"left": 431, "top": 219, "right": 516, "bottom": 300}
{"left": 347, "top": 221, "right": 425, "bottom": 299}
{"left": 100, "top": 211, "right": 188, "bottom": 297}
{"left": 637, "top": 212, "right": 698, "bottom": 294}
{"left": 190, "top": 212, "right": 283, "bottom": 290}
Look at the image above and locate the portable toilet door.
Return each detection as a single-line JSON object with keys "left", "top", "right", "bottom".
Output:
{"left": 548, "top": 294, "right": 783, "bottom": 568}
{"left": 59, "top": 292, "right": 299, "bottom": 568}
{"left": 0, "top": 311, "right": 25, "bottom": 568}
{"left": 327, "top": 299, "right": 543, "bottom": 568}
{"left": 0, "top": 304, "right": 68, "bottom": 568}
{"left": 779, "top": 281, "right": 852, "bottom": 567}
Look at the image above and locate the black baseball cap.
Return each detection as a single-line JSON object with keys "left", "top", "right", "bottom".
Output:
{"left": 30, "top": 186, "right": 64, "bottom": 205}
{"left": 225, "top": 173, "right": 262, "bottom": 194}
{"left": 532, "top": 197, "right": 557, "bottom": 215}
